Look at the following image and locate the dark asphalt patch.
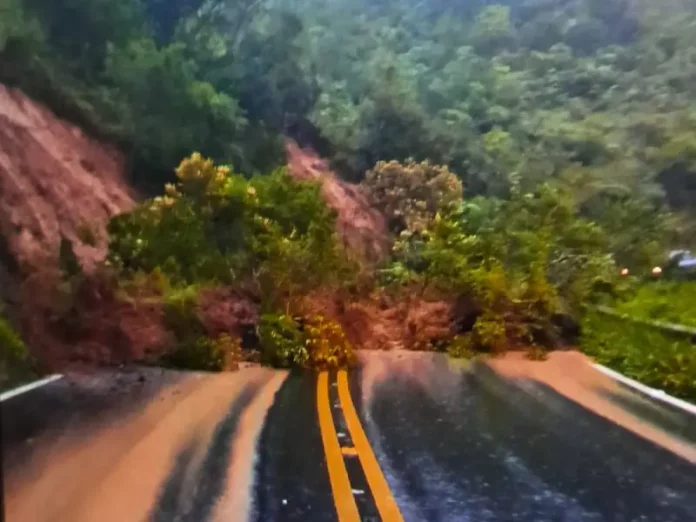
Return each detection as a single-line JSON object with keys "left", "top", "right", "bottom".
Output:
{"left": 361, "top": 356, "right": 696, "bottom": 522}
{"left": 148, "top": 381, "right": 262, "bottom": 522}
{"left": 252, "top": 371, "right": 336, "bottom": 522}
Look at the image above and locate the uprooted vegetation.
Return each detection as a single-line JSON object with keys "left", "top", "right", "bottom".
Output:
{"left": 2, "top": 0, "right": 696, "bottom": 391}
{"left": 103, "top": 151, "right": 360, "bottom": 370}
{"left": 88, "top": 150, "right": 624, "bottom": 371}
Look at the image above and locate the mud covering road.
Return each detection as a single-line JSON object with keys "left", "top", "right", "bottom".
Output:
{"left": 2, "top": 366, "right": 286, "bottom": 522}
{"left": 3, "top": 351, "right": 696, "bottom": 522}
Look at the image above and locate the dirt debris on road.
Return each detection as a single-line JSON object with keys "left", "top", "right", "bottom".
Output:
{"left": 4, "top": 367, "right": 286, "bottom": 522}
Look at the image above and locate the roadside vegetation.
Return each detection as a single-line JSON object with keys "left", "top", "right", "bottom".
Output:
{"left": 613, "top": 282, "right": 696, "bottom": 328}
{"left": 0, "top": 311, "right": 36, "bottom": 391}
{"left": 2, "top": 0, "right": 696, "bottom": 390}
{"left": 581, "top": 310, "right": 696, "bottom": 400}
{"left": 107, "top": 153, "right": 357, "bottom": 370}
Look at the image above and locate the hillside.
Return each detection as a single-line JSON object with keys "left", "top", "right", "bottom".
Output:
{"left": 0, "top": 85, "right": 134, "bottom": 276}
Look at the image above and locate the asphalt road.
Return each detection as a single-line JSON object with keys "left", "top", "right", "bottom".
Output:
{"left": 3, "top": 352, "right": 696, "bottom": 522}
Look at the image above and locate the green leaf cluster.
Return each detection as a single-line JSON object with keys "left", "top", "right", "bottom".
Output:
{"left": 0, "top": 312, "right": 35, "bottom": 390}
{"left": 258, "top": 313, "right": 355, "bottom": 370}
{"left": 614, "top": 282, "right": 696, "bottom": 328}
{"left": 108, "top": 153, "right": 352, "bottom": 311}
{"left": 581, "top": 310, "right": 696, "bottom": 400}
{"left": 373, "top": 171, "right": 618, "bottom": 353}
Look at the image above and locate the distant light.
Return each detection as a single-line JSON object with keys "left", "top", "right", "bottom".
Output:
{"left": 652, "top": 266, "right": 663, "bottom": 276}
{"left": 620, "top": 268, "right": 629, "bottom": 276}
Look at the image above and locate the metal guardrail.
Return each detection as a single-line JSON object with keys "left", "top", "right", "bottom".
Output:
{"left": 593, "top": 363, "right": 696, "bottom": 416}
{"left": 592, "top": 305, "right": 696, "bottom": 342}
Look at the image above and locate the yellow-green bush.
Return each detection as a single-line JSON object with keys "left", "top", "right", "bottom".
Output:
{"left": 160, "top": 286, "right": 227, "bottom": 371}
{"left": 109, "top": 154, "right": 349, "bottom": 309}
{"left": 0, "top": 315, "right": 35, "bottom": 390}
{"left": 303, "top": 315, "right": 356, "bottom": 370}
{"left": 258, "top": 314, "right": 308, "bottom": 368}
{"left": 258, "top": 313, "right": 355, "bottom": 370}
{"left": 447, "top": 334, "right": 477, "bottom": 359}
{"left": 363, "top": 159, "right": 462, "bottom": 235}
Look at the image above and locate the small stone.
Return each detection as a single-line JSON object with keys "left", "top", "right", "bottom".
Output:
{"left": 282, "top": 499, "right": 288, "bottom": 506}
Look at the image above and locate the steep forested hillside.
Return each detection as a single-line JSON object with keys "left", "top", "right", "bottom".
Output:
{"left": 3, "top": 0, "right": 695, "bottom": 248}
{"left": 2, "top": 0, "right": 696, "bottom": 394}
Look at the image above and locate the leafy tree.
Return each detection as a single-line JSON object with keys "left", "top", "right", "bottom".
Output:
{"left": 109, "top": 153, "right": 351, "bottom": 307}
{"left": 104, "top": 39, "right": 248, "bottom": 180}
{"left": 363, "top": 159, "right": 463, "bottom": 234}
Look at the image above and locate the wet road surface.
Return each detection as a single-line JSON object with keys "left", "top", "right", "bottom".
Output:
{"left": 3, "top": 352, "right": 696, "bottom": 521}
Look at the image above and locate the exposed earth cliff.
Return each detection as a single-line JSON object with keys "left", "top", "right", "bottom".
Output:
{"left": 0, "top": 86, "right": 445, "bottom": 371}
{"left": 0, "top": 85, "right": 135, "bottom": 275}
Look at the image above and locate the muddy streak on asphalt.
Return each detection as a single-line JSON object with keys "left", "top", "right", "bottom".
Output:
{"left": 210, "top": 372, "right": 287, "bottom": 522}
{"left": 3, "top": 366, "right": 283, "bottom": 522}
{"left": 355, "top": 350, "right": 696, "bottom": 522}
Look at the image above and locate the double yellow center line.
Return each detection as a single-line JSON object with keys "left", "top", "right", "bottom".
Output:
{"left": 317, "top": 370, "right": 405, "bottom": 522}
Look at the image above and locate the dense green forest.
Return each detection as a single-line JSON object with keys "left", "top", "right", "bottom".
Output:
{"left": 2, "top": 0, "right": 696, "bottom": 395}
{"left": 3, "top": 0, "right": 696, "bottom": 237}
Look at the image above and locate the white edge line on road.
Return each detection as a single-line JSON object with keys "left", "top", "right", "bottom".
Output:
{"left": 0, "top": 374, "right": 63, "bottom": 402}
{"left": 593, "top": 364, "right": 696, "bottom": 416}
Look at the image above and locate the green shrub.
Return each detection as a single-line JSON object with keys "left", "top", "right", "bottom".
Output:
{"left": 0, "top": 315, "right": 35, "bottom": 390}
{"left": 363, "top": 159, "right": 463, "bottom": 235}
{"left": 303, "top": 315, "right": 356, "bottom": 369}
{"left": 258, "top": 314, "right": 307, "bottom": 368}
{"left": 159, "top": 285, "right": 221, "bottom": 371}
{"left": 614, "top": 282, "right": 696, "bottom": 328}
{"left": 109, "top": 154, "right": 351, "bottom": 312}
{"left": 581, "top": 310, "right": 696, "bottom": 400}
{"left": 471, "top": 313, "right": 508, "bottom": 352}
{"left": 258, "top": 313, "right": 355, "bottom": 370}
{"left": 163, "top": 336, "right": 224, "bottom": 371}
{"left": 162, "top": 285, "right": 203, "bottom": 337}
{"left": 447, "top": 334, "right": 477, "bottom": 359}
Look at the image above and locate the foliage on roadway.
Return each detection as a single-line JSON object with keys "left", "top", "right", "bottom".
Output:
{"left": 108, "top": 153, "right": 355, "bottom": 370}
{"left": 369, "top": 166, "right": 616, "bottom": 354}
{"left": 259, "top": 314, "right": 355, "bottom": 370}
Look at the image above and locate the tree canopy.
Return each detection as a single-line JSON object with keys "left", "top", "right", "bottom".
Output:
{"left": 3, "top": 0, "right": 696, "bottom": 239}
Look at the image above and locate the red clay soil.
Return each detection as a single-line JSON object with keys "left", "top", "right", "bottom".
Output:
{"left": 197, "top": 287, "right": 259, "bottom": 339}
{"left": 299, "top": 289, "right": 455, "bottom": 351}
{"left": 286, "top": 141, "right": 459, "bottom": 352}
{"left": 0, "top": 84, "right": 151, "bottom": 369}
{"left": 285, "top": 140, "right": 390, "bottom": 264}
{"left": 18, "top": 273, "right": 263, "bottom": 370}
{"left": 16, "top": 271, "right": 170, "bottom": 370}
{"left": 0, "top": 84, "right": 135, "bottom": 274}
